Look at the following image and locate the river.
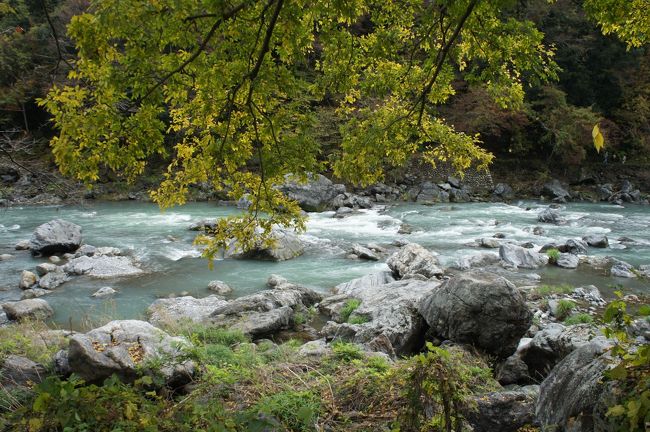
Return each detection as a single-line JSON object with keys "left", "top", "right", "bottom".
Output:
{"left": 1, "top": 201, "right": 649, "bottom": 329}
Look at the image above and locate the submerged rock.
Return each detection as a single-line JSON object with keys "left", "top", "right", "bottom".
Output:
{"left": 386, "top": 243, "right": 442, "bottom": 279}
{"left": 92, "top": 287, "right": 117, "bottom": 298}
{"left": 66, "top": 320, "right": 194, "bottom": 386}
{"left": 29, "top": 219, "right": 82, "bottom": 256}
{"left": 418, "top": 271, "right": 532, "bottom": 358}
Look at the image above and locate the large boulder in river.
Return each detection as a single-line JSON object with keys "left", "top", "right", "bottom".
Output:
{"left": 64, "top": 255, "right": 143, "bottom": 278}
{"left": 226, "top": 228, "right": 304, "bottom": 261}
{"left": 536, "top": 339, "right": 617, "bottom": 432}
{"left": 537, "top": 208, "right": 566, "bottom": 225}
{"left": 276, "top": 173, "right": 345, "bottom": 212}
{"left": 29, "top": 219, "right": 82, "bottom": 256}
{"left": 418, "top": 271, "right": 532, "bottom": 358}
{"left": 323, "top": 274, "right": 439, "bottom": 354}
{"left": 386, "top": 243, "right": 443, "bottom": 279}
{"left": 2, "top": 298, "right": 54, "bottom": 321}
{"left": 499, "top": 244, "right": 548, "bottom": 269}
{"left": 66, "top": 320, "right": 194, "bottom": 386}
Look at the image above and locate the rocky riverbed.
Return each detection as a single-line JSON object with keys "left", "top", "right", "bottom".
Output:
{"left": 1, "top": 174, "right": 649, "bottom": 431}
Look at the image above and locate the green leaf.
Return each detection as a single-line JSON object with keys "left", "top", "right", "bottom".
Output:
{"left": 607, "top": 404, "right": 626, "bottom": 417}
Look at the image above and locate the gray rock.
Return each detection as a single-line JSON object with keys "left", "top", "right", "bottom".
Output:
{"left": 386, "top": 243, "right": 442, "bottom": 279}
{"left": 453, "top": 252, "right": 500, "bottom": 270}
{"left": 520, "top": 323, "right": 598, "bottom": 380}
{"left": 267, "top": 274, "right": 289, "bottom": 288}
{"left": 334, "top": 271, "right": 396, "bottom": 295}
{"left": 466, "top": 386, "right": 539, "bottom": 432}
{"left": 330, "top": 193, "right": 372, "bottom": 209}
{"left": 493, "top": 183, "right": 515, "bottom": 200}
{"left": 64, "top": 255, "right": 143, "bottom": 278}
{"left": 49, "top": 255, "right": 62, "bottom": 264}
{"left": 416, "top": 182, "right": 448, "bottom": 203}
{"left": 333, "top": 206, "right": 354, "bottom": 218}
{"left": 226, "top": 228, "right": 304, "bottom": 262}
{"left": 351, "top": 244, "right": 380, "bottom": 261}
{"left": 533, "top": 226, "right": 545, "bottom": 236}
{"left": 74, "top": 244, "right": 97, "bottom": 257}
{"left": 148, "top": 295, "right": 228, "bottom": 326}
{"left": 21, "top": 288, "right": 51, "bottom": 299}
{"left": 418, "top": 271, "right": 532, "bottom": 358}
{"left": 447, "top": 176, "right": 461, "bottom": 189}
{"left": 637, "top": 264, "right": 650, "bottom": 278}
{"left": 583, "top": 234, "right": 609, "bottom": 248}
{"left": 2, "top": 299, "right": 54, "bottom": 321}
{"left": 542, "top": 179, "right": 571, "bottom": 201}
{"left": 298, "top": 339, "right": 332, "bottom": 358}
{"left": 19, "top": 270, "right": 39, "bottom": 290}
{"left": 324, "top": 277, "right": 438, "bottom": 354}
{"left": 207, "top": 280, "right": 233, "bottom": 295}
{"left": 496, "top": 355, "right": 530, "bottom": 385}
{"left": 537, "top": 208, "right": 566, "bottom": 225}
{"left": 572, "top": 285, "right": 605, "bottom": 305}
{"left": 35, "top": 263, "right": 58, "bottom": 276}
{"left": 536, "top": 339, "right": 616, "bottom": 432}
{"left": 565, "top": 238, "right": 589, "bottom": 255}
{"left": 92, "top": 287, "right": 117, "bottom": 298}
{"left": 499, "top": 244, "right": 549, "bottom": 269}
{"left": 38, "top": 269, "right": 70, "bottom": 289}
{"left": 276, "top": 173, "right": 345, "bottom": 211}
{"left": 397, "top": 223, "right": 414, "bottom": 234}
{"left": 0, "top": 253, "right": 13, "bottom": 261}
{"left": 556, "top": 253, "right": 579, "bottom": 269}
{"left": 610, "top": 259, "right": 637, "bottom": 278}
{"left": 1, "top": 355, "right": 46, "bottom": 387}
{"left": 29, "top": 219, "right": 82, "bottom": 256}
{"left": 449, "top": 187, "right": 471, "bottom": 203}
{"left": 15, "top": 240, "right": 30, "bottom": 250}
{"left": 67, "top": 320, "right": 195, "bottom": 386}
{"left": 478, "top": 237, "right": 501, "bottom": 248}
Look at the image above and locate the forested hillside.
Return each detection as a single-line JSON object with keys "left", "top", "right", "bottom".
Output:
{"left": 0, "top": 0, "right": 648, "bottom": 184}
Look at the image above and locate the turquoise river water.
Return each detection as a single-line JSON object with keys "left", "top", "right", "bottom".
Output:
{"left": 1, "top": 201, "right": 649, "bottom": 329}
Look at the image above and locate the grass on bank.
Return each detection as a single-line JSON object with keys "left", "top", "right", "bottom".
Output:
{"left": 0, "top": 323, "right": 501, "bottom": 432}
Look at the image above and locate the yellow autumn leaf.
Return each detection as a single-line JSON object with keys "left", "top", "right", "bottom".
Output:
{"left": 592, "top": 124, "right": 604, "bottom": 153}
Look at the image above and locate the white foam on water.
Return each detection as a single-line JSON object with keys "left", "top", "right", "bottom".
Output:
{"left": 160, "top": 246, "right": 202, "bottom": 261}
{"left": 306, "top": 209, "right": 401, "bottom": 237}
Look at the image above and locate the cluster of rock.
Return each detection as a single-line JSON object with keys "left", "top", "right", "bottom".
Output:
{"left": 2, "top": 219, "right": 145, "bottom": 323}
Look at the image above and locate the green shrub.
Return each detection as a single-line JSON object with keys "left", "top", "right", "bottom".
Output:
{"left": 188, "top": 326, "right": 248, "bottom": 347}
{"left": 332, "top": 341, "right": 364, "bottom": 362}
{"left": 252, "top": 390, "right": 321, "bottom": 432}
{"left": 546, "top": 248, "right": 561, "bottom": 264}
{"left": 340, "top": 299, "right": 361, "bottom": 323}
{"left": 348, "top": 315, "right": 370, "bottom": 325}
{"left": 555, "top": 299, "right": 576, "bottom": 320}
{"left": 564, "top": 313, "right": 594, "bottom": 325}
